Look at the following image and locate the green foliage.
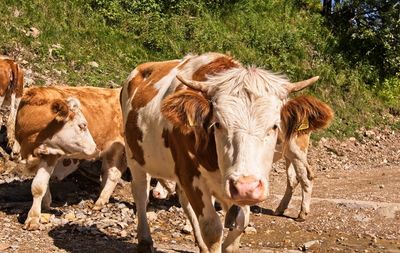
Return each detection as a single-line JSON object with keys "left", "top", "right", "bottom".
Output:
{"left": 0, "top": 0, "right": 398, "bottom": 138}
{"left": 328, "top": 0, "right": 400, "bottom": 78}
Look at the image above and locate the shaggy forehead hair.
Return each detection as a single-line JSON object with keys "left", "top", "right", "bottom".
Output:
{"left": 206, "top": 66, "right": 288, "bottom": 135}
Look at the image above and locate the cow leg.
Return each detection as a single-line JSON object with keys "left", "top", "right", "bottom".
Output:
{"left": 0, "top": 94, "right": 5, "bottom": 126}
{"left": 222, "top": 205, "right": 250, "bottom": 253}
{"left": 95, "top": 143, "right": 126, "bottom": 210}
{"left": 9, "top": 96, "right": 22, "bottom": 158}
{"left": 128, "top": 161, "right": 153, "bottom": 253}
{"left": 6, "top": 93, "right": 18, "bottom": 148}
{"left": 94, "top": 165, "right": 123, "bottom": 210}
{"left": 275, "top": 160, "right": 299, "bottom": 216}
{"left": 42, "top": 184, "right": 52, "bottom": 211}
{"left": 24, "top": 159, "right": 55, "bottom": 230}
{"left": 292, "top": 158, "right": 313, "bottom": 221}
{"left": 176, "top": 185, "right": 208, "bottom": 252}
{"left": 180, "top": 176, "right": 223, "bottom": 253}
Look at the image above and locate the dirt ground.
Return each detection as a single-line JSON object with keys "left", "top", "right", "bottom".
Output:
{"left": 0, "top": 127, "right": 399, "bottom": 253}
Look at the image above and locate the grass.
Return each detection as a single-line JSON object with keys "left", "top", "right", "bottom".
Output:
{"left": 0, "top": 0, "right": 398, "bottom": 138}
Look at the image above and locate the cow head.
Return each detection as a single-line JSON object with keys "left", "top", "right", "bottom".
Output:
{"left": 44, "top": 97, "right": 97, "bottom": 157}
{"left": 162, "top": 67, "right": 319, "bottom": 206}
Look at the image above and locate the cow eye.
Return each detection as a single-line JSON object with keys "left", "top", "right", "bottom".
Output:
{"left": 272, "top": 124, "right": 278, "bottom": 130}
{"left": 214, "top": 122, "right": 221, "bottom": 129}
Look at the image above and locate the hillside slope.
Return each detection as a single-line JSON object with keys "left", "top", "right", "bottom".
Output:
{"left": 0, "top": 0, "right": 398, "bottom": 137}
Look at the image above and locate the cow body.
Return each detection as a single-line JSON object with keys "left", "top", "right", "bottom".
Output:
{"left": 16, "top": 86, "right": 126, "bottom": 230}
{"left": 121, "top": 52, "right": 323, "bottom": 252}
{"left": 0, "top": 56, "right": 24, "bottom": 156}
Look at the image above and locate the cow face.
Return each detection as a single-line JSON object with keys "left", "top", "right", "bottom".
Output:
{"left": 46, "top": 97, "right": 97, "bottom": 157}
{"left": 163, "top": 69, "right": 319, "bottom": 206}
{"left": 212, "top": 94, "right": 282, "bottom": 205}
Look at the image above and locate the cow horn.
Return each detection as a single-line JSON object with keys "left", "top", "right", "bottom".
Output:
{"left": 176, "top": 75, "right": 209, "bottom": 93}
{"left": 286, "top": 76, "right": 319, "bottom": 93}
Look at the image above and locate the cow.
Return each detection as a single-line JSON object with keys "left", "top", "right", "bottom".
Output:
{"left": 120, "top": 52, "right": 326, "bottom": 252}
{"left": 152, "top": 95, "right": 333, "bottom": 222}
{"left": 16, "top": 86, "right": 126, "bottom": 230}
{"left": 272, "top": 95, "right": 333, "bottom": 221}
{"left": 0, "top": 56, "right": 24, "bottom": 157}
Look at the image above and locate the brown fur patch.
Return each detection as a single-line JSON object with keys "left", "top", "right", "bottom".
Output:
{"left": 281, "top": 95, "right": 334, "bottom": 141}
{"left": 52, "top": 99, "right": 71, "bottom": 122}
{"left": 125, "top": 60, "right": 179, "bottom": 165}
{"left": 0, "top": 59, "right": 24, "bottom": 97}
{"left": 295, "top": 133, "right": 310, "bottom": 152}
{"left": 161, "top": 89, "right": 212, "bottom": 151}
{"left": 165, "top": 127, "right": 219, "bottom": 216}
{"left": 192, "top": 56, "right": 239, "bottom": 81}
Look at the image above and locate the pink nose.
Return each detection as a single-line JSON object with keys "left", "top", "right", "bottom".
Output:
{"left": 229, "top": 176, "right": 266, "bottom": 204}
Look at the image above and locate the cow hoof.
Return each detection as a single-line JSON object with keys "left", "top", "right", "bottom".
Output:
{"left": 138, "top": 240, "right": 155, "bottom": 253}
{"left": 92, "top": 201, "right": 105, "bottom": 211}
{"left": 295, "top": 212, "right": 307, "bottom": 222}
{"left": 273, "top": 209, "right": 285, "bottom": 216}
{"left": 23, "top": 217, "right": 41, "bottom": 231}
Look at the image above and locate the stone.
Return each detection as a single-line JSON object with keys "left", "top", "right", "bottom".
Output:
{"left": 182, "top": 223, "right": 193, "bottom": 234}
{"left": 40, "top": 213, "right": 52, "bottom": 224}
{"left": 64, "top": 212, "right": 76, "bottom": 221}
{"left": 26, "top": 27, "right": 41, "bottom": 38}
{"left": 147, "top": 211, "right": 158, "bottom": 222}
{"left": 300, "top": 240, "right": 320, "bottom": 251}
{"left": 88, "top": 61, "right": 99, "bottom": 68}
{"left": 244, "top": 226, "right": 257, "bottom": 234}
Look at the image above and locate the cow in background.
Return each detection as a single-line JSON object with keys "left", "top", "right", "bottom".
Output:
{"left": 121, "top": 52, "right": 323, "bottom": 252}
{"left": 0, "top": 56, "right": 24, "bottom": 157}
{"left": 15, "top": 87, "right": 97, "bottom": 230}
{"left": 16, "top": 86, "right": 126, "bottom": 230}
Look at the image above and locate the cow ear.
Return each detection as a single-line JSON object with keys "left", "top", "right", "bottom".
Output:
{"left": 161, "top": 90, "right": 211, "bottom": 134}
{"left": 51, "top": 99, "right": 70, "bottom": 122}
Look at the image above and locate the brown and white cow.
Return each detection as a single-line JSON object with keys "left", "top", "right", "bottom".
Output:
{"left": 272, "top": 95, "right": 333, "bottom": 221}
{"left": 16, "top": 86, "right": 126, "bottom": 230}
{"left": 0, "top": 56, "right": 24, "bottom": 155}
{"left": 153, "top": 95, "right": 333, "bottom": 222}
{"left": 15, "top": 86, "right": 97, "bottom": 230}
{"left": 121, "top": 52, "right": 323, "bottom": 252}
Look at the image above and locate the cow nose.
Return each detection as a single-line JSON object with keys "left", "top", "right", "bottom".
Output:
{"left": 228, "top": 176, "right": 266, "bottom": 204}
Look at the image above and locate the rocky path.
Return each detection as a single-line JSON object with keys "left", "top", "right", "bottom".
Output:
{"left": 0, "top": 128, "right": 399, "bottom": 252}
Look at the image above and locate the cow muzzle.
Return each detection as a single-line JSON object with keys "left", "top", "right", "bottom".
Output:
{"left": 227, "top": 176, "right": 267, "bottom": 205}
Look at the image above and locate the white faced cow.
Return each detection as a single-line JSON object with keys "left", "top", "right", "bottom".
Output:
{"left": 121, "top": 52, "right": 325, "bottom": 252}
{"left": 0, "top": 56, "right": 24, "bottom": 156}
{"left": 16, "top": 86, "right": 127, "bottom": 230}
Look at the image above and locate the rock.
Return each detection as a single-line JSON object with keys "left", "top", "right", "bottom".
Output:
{"left": 244, "top": 226, "right": 257, "bottom": 234}
{"left": 300, "top": 240, "right": 320, "bottom": 251}
{"left": 88, "top": 61, "right": 99, "bottom": 68}
{"left": 147, "top": 211, "right": 158, "bottom": 222}
{"left": 40, "top": 213, "right": 52, "bottom": 224}
{"left": 0, "top": 243, "right": 11, "bottom": 251}
{"left": 120, "top": 230, "right": 128, "bottom": 237}
{"left": 64, "top": 212, "right": 76, "bottom": 221}
{"left": 172, "top": 232, "right": 181, "bottom": 238}
{"left": 364, "top": 130, "right": 375, "bottom": 137}
{"left": 182, "top": 223, "right": 193, "bottom": 234}
{"left": 117, "top": 203, "right": 126, "bottom": 209}
{"left": 26, "top": 27, "right": 41, "bottom": 38}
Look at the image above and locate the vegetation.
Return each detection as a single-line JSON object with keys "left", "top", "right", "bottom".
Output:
{"left": 0, "top": 0, "right": 398, "bottom": 138}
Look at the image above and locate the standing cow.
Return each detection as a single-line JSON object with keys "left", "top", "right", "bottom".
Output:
{"left": 16, "top": 86, "right": 126, "bottom": 230}
{"left": 0, "top": 56, "right": 24, "bottom": 156}
{"left": 121, "top": 52, "right": 324, "bottom": 252}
